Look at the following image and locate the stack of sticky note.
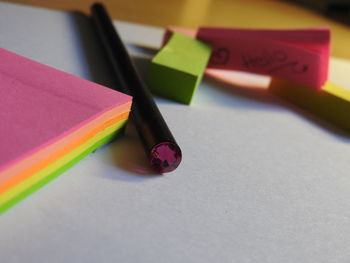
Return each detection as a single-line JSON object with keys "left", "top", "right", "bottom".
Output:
{"left": 0, "top": 48, "right": 132, "bottom": 213}
{"left": 147, "top": 32, "right": 211, "bottom": 104}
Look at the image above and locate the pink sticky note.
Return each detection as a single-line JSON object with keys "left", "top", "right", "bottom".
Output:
{"left": 163, "top": 26, "right": 330, "bottom": 89}
{"left": 197, "top": 27, "right": 331, "bottom": 89}
{"left": 0, "top": 48, "right": 132, "bottom": 172}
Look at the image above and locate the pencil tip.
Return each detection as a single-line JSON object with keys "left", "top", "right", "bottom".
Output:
{"left": 149, "top": 142, "right": 182, "bottom": 173}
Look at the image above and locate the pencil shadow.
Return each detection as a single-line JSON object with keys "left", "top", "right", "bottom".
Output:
{"left": 131, "top": 56, "right": 152, "bottom": 80}
{"left": 107, "top": 121, "right": 161, "bottom": 177}
{"left": 67, "top": 11, "right": 116, "bottom": 88}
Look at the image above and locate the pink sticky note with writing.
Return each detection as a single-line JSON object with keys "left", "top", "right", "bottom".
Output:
{"left": 0, "top": 48, "right": 132, "bottom": 173}
{"left": 197, "top": 27, "right": 331, "bottom": 89}
{"left": 163, "top": 26, "right": 271, "bottom": 89}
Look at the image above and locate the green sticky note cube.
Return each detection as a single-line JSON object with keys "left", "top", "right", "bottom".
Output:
{"left": 147, "top": 32, "right": 212, "bottom": 104}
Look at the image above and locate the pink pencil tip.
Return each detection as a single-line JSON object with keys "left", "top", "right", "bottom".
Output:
{"left": 149, "top": 142, "right": 182, "bottom": 173}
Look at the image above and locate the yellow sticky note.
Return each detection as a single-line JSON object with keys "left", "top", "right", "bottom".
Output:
{"left": 269, "top": 78, "right": 350, "bottom": 132}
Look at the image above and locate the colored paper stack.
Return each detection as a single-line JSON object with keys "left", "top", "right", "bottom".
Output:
{"left": 0, "top": 48, "right": 132, "bottom": 213}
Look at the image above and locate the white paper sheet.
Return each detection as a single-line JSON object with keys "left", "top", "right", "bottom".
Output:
{"left": 1, "top": 2, "right": 350, "bottom": 263}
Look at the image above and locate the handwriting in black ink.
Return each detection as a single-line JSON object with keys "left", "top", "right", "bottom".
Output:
{"left": 241, "top": 49, "right": 308, "bottom": 74}
{"left": 269, "top": 61, "right": 308, "bottom": 74}
{"left": 210, "top": 47, "right": 230, "bottom": 65}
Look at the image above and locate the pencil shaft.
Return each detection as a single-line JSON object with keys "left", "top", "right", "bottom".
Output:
{"left": 91, "top": 3, "right": 181, "bottom": 173}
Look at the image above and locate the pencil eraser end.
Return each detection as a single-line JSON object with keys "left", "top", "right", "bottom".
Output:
{"left": 147, "top": 33, "right": 212, "bottom": 105}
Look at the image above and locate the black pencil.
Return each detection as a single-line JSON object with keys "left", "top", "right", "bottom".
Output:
{"left": 91, "top": 3, "right": 182, "bottom": 173}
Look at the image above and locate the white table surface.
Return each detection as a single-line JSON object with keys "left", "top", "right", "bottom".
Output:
{"left": 1, "top": 2, "right": 350, "bottom": 262}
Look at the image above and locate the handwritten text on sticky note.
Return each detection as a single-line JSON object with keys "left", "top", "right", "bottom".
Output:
{"left": 197, "top": 27, "right": 330, "bottom": 89}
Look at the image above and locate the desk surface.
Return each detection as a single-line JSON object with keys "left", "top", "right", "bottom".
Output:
{"left": 1, "top": 2, "right": 350, "bottom": 263}
{"left": 4, "top": 0, "right": 350, "bottom": 60}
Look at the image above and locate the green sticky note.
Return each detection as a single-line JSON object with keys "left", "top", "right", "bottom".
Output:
{"left": 147, "top": 32, "right": 212, "bottom": 104}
